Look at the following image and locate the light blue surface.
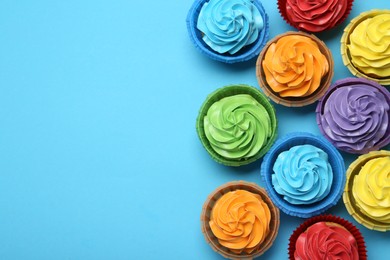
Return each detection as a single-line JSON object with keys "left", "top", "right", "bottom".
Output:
{"left": 0, "top": 0, "right": 389, "bottom": 259}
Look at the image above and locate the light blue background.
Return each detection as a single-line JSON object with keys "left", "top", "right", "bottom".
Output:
{"left": 0, "top": 0, "right": 389, "bottom": 259}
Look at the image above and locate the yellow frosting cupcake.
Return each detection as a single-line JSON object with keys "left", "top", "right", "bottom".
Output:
{"left": 343, "top": 150, "right": 390, "bottom": 231}
{"left": 341, "top": 10, "right": 390, "bottom": 85}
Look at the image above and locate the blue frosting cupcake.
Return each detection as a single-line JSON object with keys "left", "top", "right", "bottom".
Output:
{"left": 261, "top": 132, "right": 345, "bottom": 218}
{"left": 186, "top": 0, "right": 269, "bottom": 63}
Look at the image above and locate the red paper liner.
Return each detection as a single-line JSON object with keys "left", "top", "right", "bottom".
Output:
{"left": 288, "top": 215, "right": 367, "bottom": 260}
{"left": 277, "top": 0, "right": 354, "bottom": 33}
{"left": 201, "top": 181, "right": 280, "bottom": 259}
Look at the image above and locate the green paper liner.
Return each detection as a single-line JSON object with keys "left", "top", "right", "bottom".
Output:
{"left": 288, "top": 215, "right": 367, "bottom": 260}
{"left": 343, "top": 150, "right": 390, "bottom": 231}
{"left": 201, "top": 181, "right": 280, "bottom": 259}
{"left": 196, "top": 84, "right": 277, "bottom": 166}
{"left": 256, "top": 31, "right": 334, "bottom": 107}
{"left": 341, "top": 9, "right": 390, "bottom": 86}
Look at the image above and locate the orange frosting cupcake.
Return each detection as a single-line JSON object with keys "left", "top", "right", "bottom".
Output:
{"left": 262, "top": 35, "right": 329, "bottom": 97}
{"left": 209, "top": 189, "right": 271, "bottom": 254}
{"left": 256, "top": 31, "right": 333, "bottom": 107}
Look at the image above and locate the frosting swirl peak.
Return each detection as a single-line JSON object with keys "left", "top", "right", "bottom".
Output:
{"left": 209, "top": 190, "right": 271, "bottom": 254}
{"left": 294, "top": 222, "right": 359, "bottom": 260}
{"left": 204, "top": 94, "right": 272, "bottom": 160}
{"left": 352, "top": 156, "right": 390, "bottom": 224}
{"left": 272, "top": 144, "right": 333, "bottom": 205}
{"left": 197, "top": 0, "right": 264, "bottom": 54}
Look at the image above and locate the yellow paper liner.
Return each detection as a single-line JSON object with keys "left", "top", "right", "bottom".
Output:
{"left": 343, "top": 150, "right": 390, "bottom": 231}
{"left": 200, "top": 181, "right": 280, "bottom": 259}
{"left": 256, "top": 31, "right": 334, "bottom": 107}
{"left": 341, "top": 9, "right": 390, "bottom": 86}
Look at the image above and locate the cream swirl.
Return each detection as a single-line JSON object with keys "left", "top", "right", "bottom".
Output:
{"left": 204, "top": 94, "right": 272, "bottom": 160}
{"left": 209, "top": 190, "right": 271, "bottom": 254}
{"left": 285, "top": 0, "right": 349, "bottom": 32}
{"left": 262, "top": 34, "right": 329, "bottom": 97}
{"left": 348, "top": 14, "right": 390, "bottom": 78}
{"left": 319, "top": 79, "right": 390, "bottom": 153}
{"left": 294, "top": 222, "right": 359, "bottom": 260}
{"left": 272, "top": 145, "right": 333, "bottom": 205}
{"left": 197, "top": 0, "right": 264, "bottom": 54}
{"left": 352, "top": 157, "right": 390, "bottom": 224}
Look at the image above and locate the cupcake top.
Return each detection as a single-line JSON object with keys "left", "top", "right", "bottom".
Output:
{"left": 209, "top": 189, "right": 271, "bottom": 254}
{"left": 279, "top": 0, "right": 352, "bottom": 32}
{"left": 294, "top": 222, "right": 359, "bottom": 260}
{"left": 352, "top": 156, "right": 390, "bottom": 225}
{"left": 272, "top": 144, "right": 333, "bottom": 205}
{"left": 197, "top": 0, "right": 264, "bottom": 54}
{"left": 204, "top": 94, "right": 272, "bottom": 160}
{"left": 257, "top": 32, "right": 333, "bottom": 107}
{"left": 316, "top": 78, "right": 390, "bottom": 154}
{"left": 347, "top": 13, "right": 390, "bottom": 79}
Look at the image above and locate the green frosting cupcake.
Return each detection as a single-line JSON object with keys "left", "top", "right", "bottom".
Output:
{"left": 197, "top": 85, "right": 277, "bottom": 166}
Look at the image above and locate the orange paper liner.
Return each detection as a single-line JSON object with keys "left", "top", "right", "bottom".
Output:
{"left": 200, "top": 181, "right": 280, "bottom": 259}
{"left": 343, "top": 150, "right": 390, "bottom": 231}
{"left": 341, "top": 9, "right": 390, "bottom": 86}
{"left": 256, "top": 31, "right": 334, "bottom": 107}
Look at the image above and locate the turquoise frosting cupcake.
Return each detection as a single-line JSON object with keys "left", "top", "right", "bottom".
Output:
{"left": 261, "top": 132, "right": 345, "bottom": 218}
{"left": 186, "top": 0, "right": 269, "bottom": 63}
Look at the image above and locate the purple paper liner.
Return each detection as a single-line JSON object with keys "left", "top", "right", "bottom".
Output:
{"left": 186, "top": 0, "right": 269, "bottom": 63}
{"left": 316, "top": 77, "right": 390, "bottom": 154}
{"left": 261, "top": 132, "right": 345, "bottom": 218}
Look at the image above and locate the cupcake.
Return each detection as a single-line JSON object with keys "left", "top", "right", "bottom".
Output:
{"left": 341, "top": 10, "right": 390, "bottom": 85}
{"left": 278, "top": 0, "right": 354, "bottom": 33}
{"left": 256, "top": 31, "right": 334, "bottom": 107}
{"left": 316, "top": 77, "right": 390, "bottom": 154}
{"left": 343, "top": 150, "right": 390, "bottom": 231}
{"left": 201, "top": 181, "right": 280, "bottom": 259}
{"left": 186, "top": 0, "right": 269, "bottom": 63}
{"left": 196, "top": 84, "right": 277, "bottom": 166}
{"left": 261, "top": 132, "right": 345, "bottom": 218}
{"left": 288, "top": 215, "right": 367, "bottom": 260}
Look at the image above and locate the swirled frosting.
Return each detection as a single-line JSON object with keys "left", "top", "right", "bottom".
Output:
{"left": 319, "top": 82, "right": 390, "bottom": 153}
{"left": 294, "top": 222, "right": 359, "bottom": 260}
{"left": 209, "top": 190, "right": 271, "bottom": 253}
{"left": 204, "top": 94, "right": 272, "bottom": 160}
{"left": 352, "top": 156, "right": 390, "bottom": 224}
{"left": 272, "top": 145, "right": 333, "bottom": 205}
{"left": 262, "top": 35, "right": 329, "bottom": 97}
{"left": 348, "top": 14, "right": 390, "bottom": 78}
{"left": 285, "top": 0, "right": 349, "bottom": 32}
{"left": 197, "top": 0, "right": 264, "bottom": 54}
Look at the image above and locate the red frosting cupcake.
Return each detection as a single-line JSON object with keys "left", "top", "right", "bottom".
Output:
{"left": 278, "top": 0, "right": 354, "bottom": 33}
{"left": 289, "top": 215, "right": 367, "bottom": 260}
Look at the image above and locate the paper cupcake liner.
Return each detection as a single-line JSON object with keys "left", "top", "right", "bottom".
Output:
{"left": 288, "top": 215, "right": 367, "bottom": 260}
{"left": 277, "top": 0, "right": 354, "bottom": 33}
{"left": 201, "top": 181, "right": 280, "bottom": 259}
{"left": 316, "top": 77, "right": 390, "bottom": 154}
{"left": 186, "top": 0, "right": 269, "bottom": 63}
{"left": 196, "top": 84, "right": 277, "bottom": 166}
{"left": 343, "top": 150, "right": 390, "bottom": 232}
{"left": 341, "top": 9, "right": 390, "bottom": 85}
{"left": 256, "top": 31, "right": 334, "bottom": 107}
{"left": 261, "top": 132, "right": 345, "bottom": 218}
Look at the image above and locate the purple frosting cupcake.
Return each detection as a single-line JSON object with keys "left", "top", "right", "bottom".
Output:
{"left": 316, "top": 78, "right": 390, "bottom": 154}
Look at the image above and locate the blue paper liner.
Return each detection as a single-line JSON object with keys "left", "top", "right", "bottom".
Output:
{"left": 186, "top": 0, "right": 269, "bottom": 63}
{"left": 261, "top": 132, "right": 346, "bottom": 218}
